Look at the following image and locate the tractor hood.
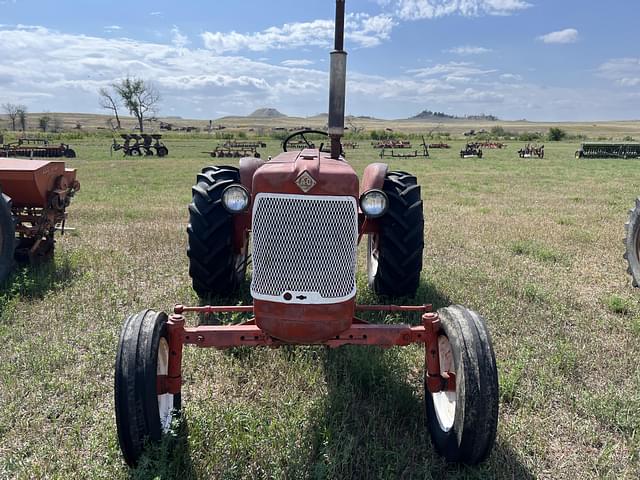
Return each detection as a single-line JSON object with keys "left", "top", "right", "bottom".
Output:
{"left": 252, "top": 149, "right": 358, "bottom": 198}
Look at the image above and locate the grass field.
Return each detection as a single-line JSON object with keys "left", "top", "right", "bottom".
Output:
{"left": 1, "top": 134, "right": 639, "bottom": 479}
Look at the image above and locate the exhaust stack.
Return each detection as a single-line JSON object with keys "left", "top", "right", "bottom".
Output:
{"left": 328, "top": 0, "right": 347, "bottom": 159}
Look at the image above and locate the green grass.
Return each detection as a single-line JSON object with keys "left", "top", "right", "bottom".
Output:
{"left": 1, "top": 135, "right": 640, "bottom": 478}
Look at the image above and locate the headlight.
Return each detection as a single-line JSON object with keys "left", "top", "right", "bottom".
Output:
{"left": 360, "top": 190, "right": 388, "bottom": 218}
{"left": 222, "top": 185, "right": 250, "bottom": 213}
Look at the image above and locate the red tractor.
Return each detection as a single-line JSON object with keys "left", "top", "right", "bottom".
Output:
{"left": 115, "top": 0, "right": 499, "bottom": 467}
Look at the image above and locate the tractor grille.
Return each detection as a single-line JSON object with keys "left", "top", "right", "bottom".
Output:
{"left": 251, "top": 193, "right": 358, "bottom": 304}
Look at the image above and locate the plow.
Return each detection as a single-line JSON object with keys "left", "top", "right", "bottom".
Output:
{"left": 111, "top": 134, "right": 168, "bottom": 157}
{"left": 114, "top": 0, "right": 499, "bottom": 468}
{"left": 0, "top": 159, "right": 80, "bottom": 284}
{"left": 518, "top": 144, "right": 544, "bottom": 159}
{"left": 1, "top": 138, "right": 76, "bottom": 158}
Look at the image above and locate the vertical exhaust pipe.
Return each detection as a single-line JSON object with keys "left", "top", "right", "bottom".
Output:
{"left": 328, "top": 0, "right": 347, "bottom": 159}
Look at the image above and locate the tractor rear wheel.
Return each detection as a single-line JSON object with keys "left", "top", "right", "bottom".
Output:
{"left": 187, "top": 166, "right": 248, "bottom": 298}
{"left": 0, "top": 193, "right": 15, "bottom": 284}
{"left": 624, "top": 198, "right": 640, "bottom": 287}
{"left": 115, "top": 310, "right": 180, "bottom": 467}
{"left": 425, "top": 305, "right": 499, "bottom": 465}
{"left": 367, "top": 171, "right": 424, "bottom": 296}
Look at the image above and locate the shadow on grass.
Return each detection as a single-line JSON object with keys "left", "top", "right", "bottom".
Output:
{"left": 0, "top": 253, "right": 79, "bottom": 322}
{"left": 307, "top": 346, "right": 534, "bottom": 480}
{"left": 130, "top": 417, "right": 197, "bottom": 480}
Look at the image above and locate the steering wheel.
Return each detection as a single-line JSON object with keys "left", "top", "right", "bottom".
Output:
{"left": 282, "top": 130, "right": 331, "bottom": 153}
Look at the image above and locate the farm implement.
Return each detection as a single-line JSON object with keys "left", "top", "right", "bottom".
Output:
{"left": 518, "top": 144, "right": 544, "bottom": 159}
{"left": 1, "top": 138, "right": 76, "bottom": 158}
{"left": 111, "top": 134, "right": 168, "bottom": 157}
{"left": 379, "top": 136, "right": 430, "bottom": 159}
{"left": 0, "top": 159, "right": 80, "bottom": 284}
{"left": 575, "top": 142, "right": 640, "bottom": 159}
{"left": 114, "top": 0, "right": 499, "bottom": 468}
{"left": 429, "top": 143, "right": 451, "bottom": 149}
{"left": 203, "top": 140, "right": 265, "bottom": 158}
{"left": 460, "top": 143, "right": 483, "bottom": 158}
{"left": 372, "top": 139, "right": 412, "bottom": 149}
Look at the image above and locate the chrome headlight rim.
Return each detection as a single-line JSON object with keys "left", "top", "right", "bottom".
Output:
{"left": 360, "top": 189, "right": 389, "bottom": 218}
{"left": 221, "top": 184, "right": 250, "bottom": 214}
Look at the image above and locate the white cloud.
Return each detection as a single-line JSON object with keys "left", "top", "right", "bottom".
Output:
{"left": 538, "top": 28, "right": 579, "bottom": 44}
{"left": 201, "top": 13, "right": 395, "bottom": 54}
{"left": 150, "top": 11, "right": 162, "bottom": 16}
{"left": 0, "top": 24, "right": 636, "bottom": 121}
{"left": 281, "top": 59, "right": 314, "bottom": 67}
{"left": 390, "top": 0, "right": 531, "bottom": 20}
{"left": 171, "top": 26, "right": 189, "bottom": 48}
{"left": 103, "top": 25, "right": 122, "bottom": 33}
{"left": 598, "top": 58, "right": 640, "bottom": 87}
{"left": 448, "top": 45, "right": 492, "bottom": 55}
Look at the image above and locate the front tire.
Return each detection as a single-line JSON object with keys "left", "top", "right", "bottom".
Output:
{"left": 624, "top": 198, "right": 640, "bottom": 287}
{"left": 115, "top": 310, "right": 180, "bottom": 467}
{"left": 368, "top": 171, "right": 424, "bottom": 296}
{"left": 425, "top": 305, "right": 499, "bottom": 465}
{"left": 0, "top": 193, "right": 15, "bottom": 284}
{"left": 187, "top": 166, "right": 248, "bottom": 298}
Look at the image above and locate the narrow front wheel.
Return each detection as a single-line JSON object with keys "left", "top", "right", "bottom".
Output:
{"left": 115, "top": 310, "right": 181, "bottom": 466}
{"left": 425, "top": 305, "right": 499, "bottom": 465}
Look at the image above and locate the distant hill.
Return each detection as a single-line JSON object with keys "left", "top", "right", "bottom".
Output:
{"left": 410, "top": 109, "right": 498, "bottom": 122}
{"left": 248, "top": 108, "right": 286, "bottom": 118}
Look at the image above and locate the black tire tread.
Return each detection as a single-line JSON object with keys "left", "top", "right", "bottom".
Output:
{"left": 115, "top": 310, "right": 174, "bottom": 466}
{"left": 425, "top": 305, "right": 499, "bottom": 465}
{"left": 370, "top": 171, "right": 424, "bottom": 296}
{"left": 0, "top": 193, "right": 15, "bottom": 284}
{"left": 187, "top": 165, "right": 246, "bottom": 297}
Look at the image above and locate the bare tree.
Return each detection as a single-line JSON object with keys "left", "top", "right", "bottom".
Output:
{"left": 17, "top": 106, "right": 28, "bottom": 132}
{"left": 98, "top": 87, "right": 122, "bottom": 129}
{"left": 2, "top": 103, "right": 23, "bottom": 131}
{"left": 113, "top": 77, "right": 160, "bottom": 132}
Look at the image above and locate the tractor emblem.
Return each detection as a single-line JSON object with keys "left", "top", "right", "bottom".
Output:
{"left": 295, "top": 171, "right": 317, "bottom": 192}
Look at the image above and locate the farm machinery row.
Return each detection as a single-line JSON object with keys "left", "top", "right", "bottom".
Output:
{"left": 1, "top": 138, "right": 76, "bottom": 158}
{"left": 111, "top": 134, "right": 169, "bottom": 157}
{"left": 114, "top": 0, "right": 499, "bottom": 470}
{"left": 0, "top": 158, "right": 80, "bottom": 284}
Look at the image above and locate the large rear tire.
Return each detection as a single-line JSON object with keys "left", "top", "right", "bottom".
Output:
{"left": 115, "top": 310, "right": 180, "bottom": 467}
{"left": 624, "top": 198, "right": 640, "bottom": 287}
{"left": 187, "top": 166, "right": 248, "bottom": 298}
{"left": 367, "top": 171, "right": 424, "bottom": 296}
{"left": 425, "top": 305, "right": 499, "bottom": 465}
{"left": 0, "top": 193, "right": 15, "bottom": 284}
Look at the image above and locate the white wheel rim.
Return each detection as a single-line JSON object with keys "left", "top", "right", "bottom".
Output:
{"left": 157, "top": 337, "right": 174, "bottom": 433}
{"left": 367, "top": 235, "right": 379, "bottom": 280}
{"left": 431, "top": 335, "right": 456, "bottom": 432}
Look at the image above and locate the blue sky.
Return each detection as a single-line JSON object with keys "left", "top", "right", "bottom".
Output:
{"left": 0, "top": 0, "right": 639, "bottom": 121}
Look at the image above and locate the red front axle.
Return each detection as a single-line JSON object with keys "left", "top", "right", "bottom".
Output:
{"left": 157, "top": 304, "right": 455, "bottom": 396}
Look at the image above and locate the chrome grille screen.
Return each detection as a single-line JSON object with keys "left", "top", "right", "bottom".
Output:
{"left": 251, "top": 193, "right": 358, "bottom": 304}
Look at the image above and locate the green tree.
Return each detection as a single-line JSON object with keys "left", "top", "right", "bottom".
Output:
{"left": 548, "top": 127, "right": 567, "bottom": 141}
{"left": 113, "top": 77, "right": 160, "bottom": 132}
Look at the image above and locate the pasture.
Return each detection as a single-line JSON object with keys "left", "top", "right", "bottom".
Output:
{"left": 1, "top": 134, "right": 639, "bottom": 479}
